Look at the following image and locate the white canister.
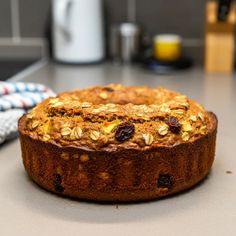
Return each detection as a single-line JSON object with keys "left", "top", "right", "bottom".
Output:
{"left": 52, "top": 0, "right": 105, "bottom": 64}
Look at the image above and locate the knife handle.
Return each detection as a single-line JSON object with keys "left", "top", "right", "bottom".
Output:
{"left": 217, "top": 0, "right": 232, "bottom": 21}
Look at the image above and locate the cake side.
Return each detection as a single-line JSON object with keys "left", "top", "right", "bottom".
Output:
{"left": 19, "top": 112, "right": 217, "bottom": 202}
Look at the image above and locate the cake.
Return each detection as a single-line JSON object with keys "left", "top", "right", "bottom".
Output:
{"left": 18, "top": 84, "right": 217, "bottom": 202}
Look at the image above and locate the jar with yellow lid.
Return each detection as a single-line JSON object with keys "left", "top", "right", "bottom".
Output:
{"left": 153, "top": 34, "right": 182, "bottom": 61}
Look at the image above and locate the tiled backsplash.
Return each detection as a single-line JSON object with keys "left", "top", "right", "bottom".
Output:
{"left": 136, "top": 0, "right": 205, "bottom": 39}
{"left": 19, "top": 0, "right": 50, "bottom": 38}
{"left": 104, "top": 0, "right": 205, "bottom": 39}
{"left": 0, "top": 0, "right": 205, "bottom": 61}
{"left": 0, "top": 0, "right": 12, "bottom": 37}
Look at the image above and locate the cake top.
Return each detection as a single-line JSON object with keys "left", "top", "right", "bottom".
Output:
{"left": 20, "top": 84, "right": 214, "bottom": 151}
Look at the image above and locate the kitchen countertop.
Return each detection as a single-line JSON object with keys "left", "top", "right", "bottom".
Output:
{"left": 1, "top": 62, "right": 236, "bottom": 236}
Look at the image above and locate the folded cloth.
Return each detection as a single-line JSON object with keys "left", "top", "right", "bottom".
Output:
{"left": 0, "top": 82, "right": 55, "bottom": 144}
{"left": 0, "top": 82, "right": 55, "bottom": 111}
{"left": 0, "top": 109, "right": 25, "bottom": 144}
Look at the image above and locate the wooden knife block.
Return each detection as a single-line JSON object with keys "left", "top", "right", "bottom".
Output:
{"left": 205, "top": 1, "right": 236, "bottom": 73}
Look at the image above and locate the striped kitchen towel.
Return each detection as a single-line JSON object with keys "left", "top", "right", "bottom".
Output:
{"left": 0, "top": 82, "right": 55, "bottom": 111}
{"left": 0, "top": 82, "right": 55, "bottom": 144}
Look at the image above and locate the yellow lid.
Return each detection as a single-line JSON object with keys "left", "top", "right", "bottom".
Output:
{"left": 154, "top": 34, "right": 182, "bottom": 61}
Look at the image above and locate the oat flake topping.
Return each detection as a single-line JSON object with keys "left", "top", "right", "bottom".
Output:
{"left": 23, "top": 84, "right": 211, "bottom": 149}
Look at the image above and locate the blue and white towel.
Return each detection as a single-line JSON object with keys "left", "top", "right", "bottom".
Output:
{"left": 0, "top": 82, "right": 55, "bottom": 144}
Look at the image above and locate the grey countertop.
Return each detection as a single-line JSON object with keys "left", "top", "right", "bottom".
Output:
{"left": 1, "top": 62, "right": 236, "bottom": 236}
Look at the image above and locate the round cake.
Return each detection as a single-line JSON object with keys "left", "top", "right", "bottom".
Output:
{"left": 18, "top": 84, "right": 217, "bottom": 202}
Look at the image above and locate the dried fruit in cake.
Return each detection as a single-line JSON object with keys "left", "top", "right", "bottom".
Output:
{"left": 54, "top": 174, "right": 64, "bottom": 193}
{"left": 115, "top": 122, "right": 135, "bottom": 142}
{"left": 166, "top": 116, "right": 182, "bottom": 134}
{"left": 157, "top": 174, "right": 172, "bottom": 188}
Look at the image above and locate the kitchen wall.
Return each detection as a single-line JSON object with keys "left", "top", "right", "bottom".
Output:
{"left": 0, "top": 0, "right": 205, "bottom": 62}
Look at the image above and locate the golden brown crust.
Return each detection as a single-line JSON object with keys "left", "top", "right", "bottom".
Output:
{"left": 18, "top": 85, "right": 218, "bottom": 202}
{"left": 20, "top": 85, "right": 212, "bottom": 150}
